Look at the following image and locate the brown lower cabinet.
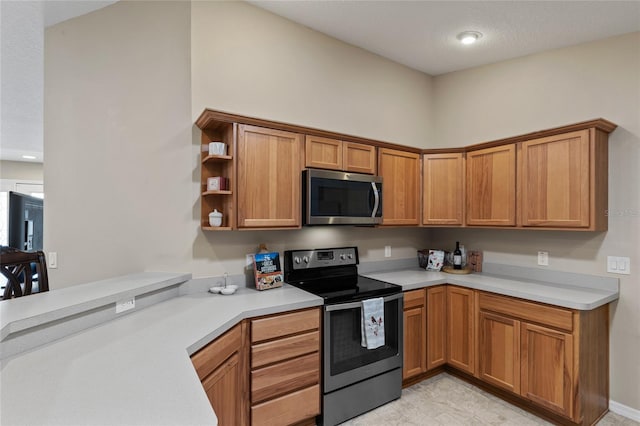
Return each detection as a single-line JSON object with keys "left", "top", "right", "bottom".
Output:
{"left": 403, "top": 285, "right": 609, "bottom": 425}
{"left": 426, "top": 286, "right": 447, "bottom": 370}
{"left": 191, "top": 308, "right": 321, "bottom": 426}
{"left": 402, "top": 289, "right": 427, "bottom": 380}
{"left": 191, "top": 323, "right": 249, "bottom": 426}
{"left": 446, "top": 286, "right": 476, "bottom": 375}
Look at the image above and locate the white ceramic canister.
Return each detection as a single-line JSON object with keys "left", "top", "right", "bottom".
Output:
{"left": 208, "top": 209, "right": 223, "bottom": 227}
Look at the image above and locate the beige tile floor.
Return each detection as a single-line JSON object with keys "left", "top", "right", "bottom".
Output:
{"left": 340, "top": 373, "right": 638, "bottom": 425}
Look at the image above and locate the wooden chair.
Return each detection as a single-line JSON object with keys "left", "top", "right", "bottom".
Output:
{"left": 1, "top": 246, "right": 49, "bottom": 300}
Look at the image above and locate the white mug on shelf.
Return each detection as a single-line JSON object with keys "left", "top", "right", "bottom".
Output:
{"left": 208, "top": 142, "right": 226, "bottom": 156}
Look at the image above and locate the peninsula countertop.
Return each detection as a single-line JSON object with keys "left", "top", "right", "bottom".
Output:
{"left": 0, "top": 280, "right": 322, "bottom": 426}
{"left": 0, "top": 263, "right": 619, "bottom": 425}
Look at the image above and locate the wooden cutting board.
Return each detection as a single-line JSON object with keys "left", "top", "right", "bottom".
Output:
{"left": 442, "top": 266, "right": 472, "bottom": 274}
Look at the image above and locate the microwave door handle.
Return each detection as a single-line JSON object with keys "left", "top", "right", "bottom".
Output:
{"left": 370, "top": 182, "right": 380, "bottom": 218}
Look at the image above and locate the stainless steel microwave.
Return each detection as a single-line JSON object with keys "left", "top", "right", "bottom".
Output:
{"left": 303, "top": 169, "right": 383, "bottom": 225}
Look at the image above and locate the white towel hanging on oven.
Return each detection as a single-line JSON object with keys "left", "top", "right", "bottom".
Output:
{"left": 361, "top": 297, "right": 385, "bottom": 349}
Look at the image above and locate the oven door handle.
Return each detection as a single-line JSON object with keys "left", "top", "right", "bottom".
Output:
{"left": 324, "top": 292, "right": 403, "bottom": 311}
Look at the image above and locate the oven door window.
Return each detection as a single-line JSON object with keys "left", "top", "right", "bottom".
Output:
{"left": 327, "top": 300, "right": 399, "bottom": 376}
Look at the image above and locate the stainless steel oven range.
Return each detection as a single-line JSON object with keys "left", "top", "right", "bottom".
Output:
{"left": 284, "top": 247, "right": 403, "bottom": 426}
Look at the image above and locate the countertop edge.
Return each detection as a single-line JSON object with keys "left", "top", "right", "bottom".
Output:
{"left": 186, "top": 297, "right": 324, "bottom": 355}
{"left": 1, "top": 272, "right": 192, "bottom": 341}
{"left": 362, "top": 269, "right": 619, "bottom": 310}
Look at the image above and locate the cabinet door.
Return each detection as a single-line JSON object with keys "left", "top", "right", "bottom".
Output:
{"left": 426, "top": 286, "right": 447, "bottom": 370}
{"left": 192, "top": 323, "right": 248, "bottom": 426}
{"left": 343, "top": 142, "right": 376, "bottom": 174}
{"left": 238, "top": 125, "right": 303, "bottom": 228}
{"left": 202, "top": 352, "right": 242, "bottom": 426}
{"left": 378, "top": 148, "right": 421, "bottom": 225}
{"left": 446, "top": 286, "right": 475, "bottom": 375}
{"left": 423, "top": 153, "right": 464, "bottom": 225}
{"left": 466, "top": 145, "right": 516, "bottom": 226}
{"left": 521, "top": 323, "right": 574, "bottom": 418}
{"left": 403, "top": 290, "right": 426, "bottom": 380}
{"left": 519, "top": 130, "right": 590, "bottom": 228}
{"left": 479, "top": 311, "right": 520, "bottom": 394}
{"left": 305, "top": 135, "right": 342, "bottom": 170}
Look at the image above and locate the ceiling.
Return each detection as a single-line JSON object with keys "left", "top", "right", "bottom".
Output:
{"left": 250, "top": 0, "right": 640, "bottom": 76}
{"left": 1, "top": 0, "right": 639, "bottom": 163}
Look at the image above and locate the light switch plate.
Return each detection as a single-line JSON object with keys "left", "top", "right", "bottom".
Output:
{"left": 48, "top": 252, "right": 58, "bottom": 269}
{"left": 607, "top": 256, "right": 630, "bottom": 275}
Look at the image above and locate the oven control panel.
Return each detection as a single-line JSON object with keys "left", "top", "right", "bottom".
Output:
{"left": 287, "top": 247, "right": 358, "bottom": 270}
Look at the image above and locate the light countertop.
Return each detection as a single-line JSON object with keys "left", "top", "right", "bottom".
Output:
{"left": 0, "top": 263, "right": 619, "bottom": 425}
{"left": 0, "top": 281, "right": 322, "bottom": 426}
{"left": 362, "top": 265, "right": 619, "bottom": 310}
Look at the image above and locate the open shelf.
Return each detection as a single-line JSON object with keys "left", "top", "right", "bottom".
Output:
{"left": 200, "top": 122, "right": 237, "bottom": 230}
{"left": 203, "top": 190, "right": 233, "bottom": 196}
{"left": 202, "top": 154, "right": 233, "bottom": 163}
{"left": 202, "top": 226, "right": 233, "bottom": 232}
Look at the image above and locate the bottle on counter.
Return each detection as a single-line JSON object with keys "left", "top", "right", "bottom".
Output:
{"left": 453, "top": 241, "right": 462, "bottom": 270}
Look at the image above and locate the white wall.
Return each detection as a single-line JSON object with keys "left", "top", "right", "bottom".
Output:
{"left": 44, "top": 1, "right": 193, "bottom": 286}
{"left": 430, "top": 32, "right": 640, "bottom": 410}
{"left": 44, "top": 1, "right": 433, "bottom": 288}
{"left": 0, "top": 160, "right": 43, "bottom": 181}
{"left": 191, "top": 1, "right": 433, "bottom": 148}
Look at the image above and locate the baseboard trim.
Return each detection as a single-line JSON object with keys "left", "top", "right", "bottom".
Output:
{"left": 609, "top": 400, "right": 640, "bottom": 422}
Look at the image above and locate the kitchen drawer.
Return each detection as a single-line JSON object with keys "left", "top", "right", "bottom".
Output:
{"left": 251, "top": 352, "right": 320, "bottom": 403}
{"left": 403, "top": 289, "right": 425, "bottom": 310}
{"left": 251, "top": 384, "right": 320, "bottom": 426}
{"left": 479, "top": 292, "right": 573, "bottom": 332}
{"left": 191, "top": 323, "right": 242, "bottom": 380}
{"left": 251, "top": 308, "right": 319, "bottom": 343}
{"left": 252, "top": 331, "right": 319, "bottom": 369}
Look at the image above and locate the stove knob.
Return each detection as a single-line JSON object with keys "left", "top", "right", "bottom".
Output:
{"left": 294, "top": 257, "right": 301, "bottom": 264}
{"left": 348, "top": 253, "right": 354, "bottom": 259}
{"left": 340, "top": 254, "right": 346, "bottom": 260}
{"left": 303, "top": 256, "right": 310, "bottom": 263}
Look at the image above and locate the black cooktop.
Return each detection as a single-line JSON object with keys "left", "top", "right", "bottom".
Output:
{"left": 284, "top": 247, "right": 401, "bottom": 304}
{"left": 288, "top": 275, "right": 401, "bottom": 304}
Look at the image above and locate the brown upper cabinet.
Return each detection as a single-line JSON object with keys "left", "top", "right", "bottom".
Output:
{"left": 197, "top": 110, "right": 616, "bottom": 232}
{"left": 423, "top": 153, "right": 465, "bottom": 225}
{"left": 305, "top": 136, "right": 376, "bottom": 174}
{"left": 237, "top": 124, "right": 303, "bottom": 229}
{"left": 518, "top": 129, "right": 608, "bottom": 230}
{"left": 378, "top": 148, "right": 421, "bottom": 226}
{"left": 466, "top": 144, "right": 517, "bottom": 227}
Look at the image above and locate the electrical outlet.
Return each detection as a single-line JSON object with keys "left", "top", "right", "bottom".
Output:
{"left": 537, "top": 251, "right": 549, "bottom": 266}
{"left": 48, "top": 252, "right": 58, "bottom": 269}
{"left": 607, "top": 256, "right": 630, "bottom": 275}
{"left": 246, "top": 254, "right": 254, "bottom": 267}
{"left": 115, "top": 298, "right": 135, "bottom": 313}
{"left": 384, "top": 245, "right": 391, "bottom": 258}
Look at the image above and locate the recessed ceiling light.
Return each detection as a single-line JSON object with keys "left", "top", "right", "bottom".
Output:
{"left": 457, "top": 31, "right": 483, "bottom": 45}
{"left": 22, "top": 155, "right": 37, "bottom": 160}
